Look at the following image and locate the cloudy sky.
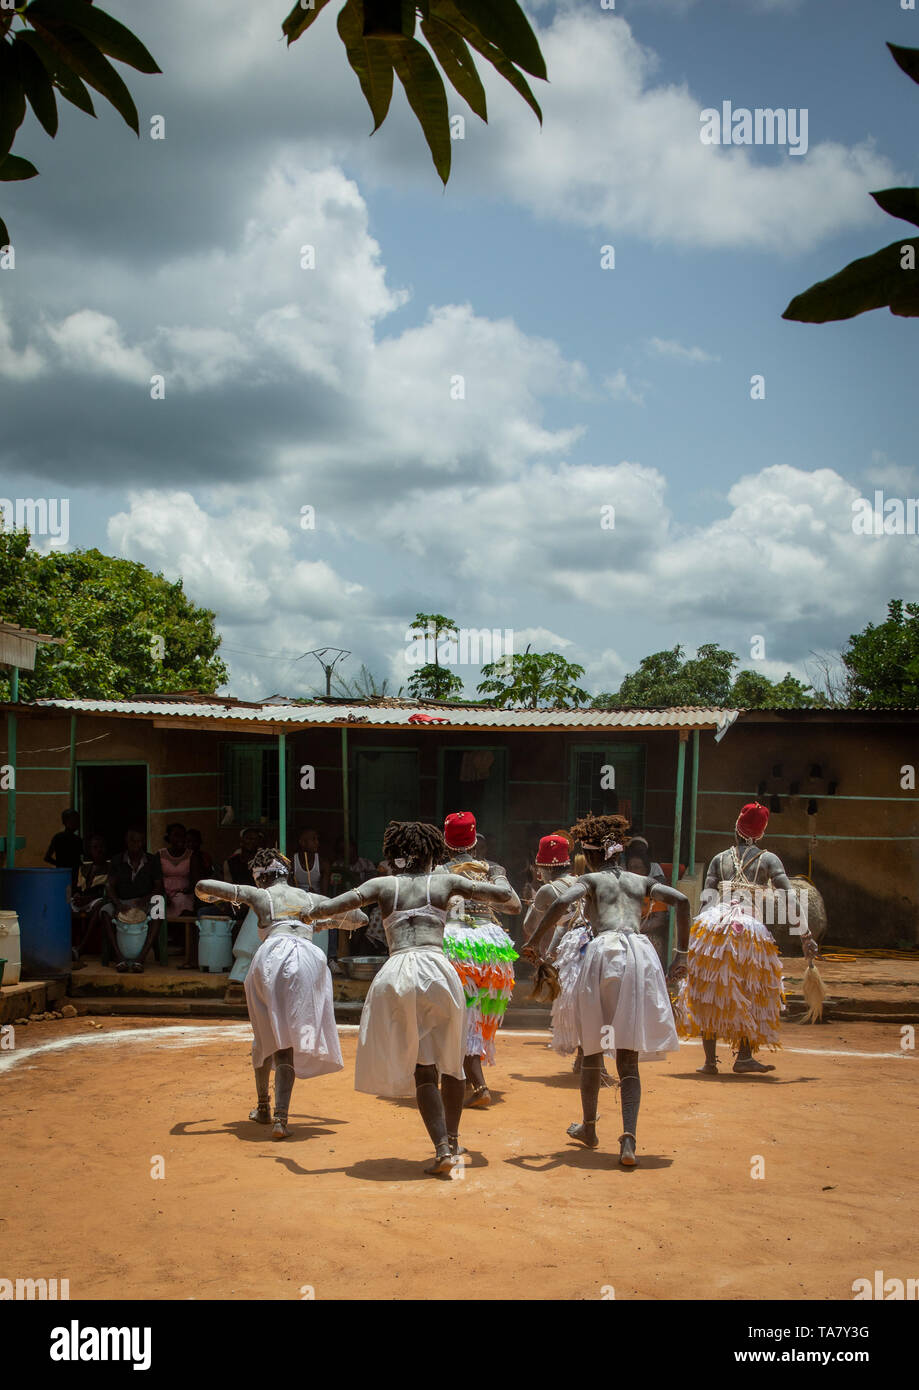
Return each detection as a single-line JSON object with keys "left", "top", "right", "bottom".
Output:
{"left": 1, "top": 0, "right": 917, "bottom": 701}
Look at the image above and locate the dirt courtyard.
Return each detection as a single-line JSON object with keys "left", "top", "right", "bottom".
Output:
{"left": 2, "top": 1017, "right": 916, "bottom": 1301}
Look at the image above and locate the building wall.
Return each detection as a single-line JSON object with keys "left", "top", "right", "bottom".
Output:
{"left": 695, "top": 719, "right": 918, "bottom": 947}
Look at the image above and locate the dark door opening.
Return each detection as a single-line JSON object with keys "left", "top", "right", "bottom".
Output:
{"left": 78, "top": 764, "right": 147, "bottom": 857}
{"left": 439, "top": 748, "right": 507, "bottom": 862}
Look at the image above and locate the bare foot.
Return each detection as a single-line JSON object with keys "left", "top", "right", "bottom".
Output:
{"left": 249, "top": 1104, "right": 271, "bottom": 1124}
{"left": 696, "top": 1062, "right": 719, "bottom": 1075}
{"left": 567, "top": 1120, "right": 599, "bottom": 1149}
{"left": 271, "top": 1118, "right": 290, "bottom": 1140}
{"left": 465, "top": 1085, "right": 491, "bottom": 1109}
{"left": 448, "top": 1137, "right": 467, "bottom": 1158}
{"left": 733, "top": 1057, "right": 775, "bottom": 1074}
{"left": 619, "top": 1133, "right": 638, "bottom": 1167}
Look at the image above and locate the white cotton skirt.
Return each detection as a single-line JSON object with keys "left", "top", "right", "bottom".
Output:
{"left": 245, "top": 933, "right": 343, "bottom": 1079}
{"left": 354, "top": 945, "right": 466, "bottom": 1097}
{"left": 575, "top": 929, "right": 679, "bottom": 1058}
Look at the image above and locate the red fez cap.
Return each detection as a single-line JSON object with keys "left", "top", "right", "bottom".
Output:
{"left": 444, "top": 811, "right": 477, "bottom": 850}
{"left": 736, "top": 802, "right": 770, "bottom": 841}
{"left": 536, "top": 834, "right": 571, "bottom": 866}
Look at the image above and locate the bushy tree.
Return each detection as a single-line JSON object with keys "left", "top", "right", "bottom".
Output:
{"left": 841, "top": 599, "right": 919, "bottom": 707}
{"left": 477, "top": 651, "right": 587, "bottom": 709}
{"left": 0, "top": 529, "right": 227, "bottom": 699}
{"left": 406, "top": 611, "right": 463, "bottom": 700}
{"left": 596, "top": 643, "right": 817, "bottom": 708}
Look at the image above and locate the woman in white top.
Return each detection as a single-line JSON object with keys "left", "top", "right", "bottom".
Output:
{"left": 293, "top": 827, "right": 330, "bottom": 956}
{"left": 305, "top": 821, "right": 512, "bottom": 1175}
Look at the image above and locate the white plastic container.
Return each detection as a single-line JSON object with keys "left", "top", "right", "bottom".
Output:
{"left": 197, "top": 917, "right": 233, "bottom": 973}
{"left": 0, "top": 909, "right": 22, "bottom": 985}
{"left": 115, "top": 918, "right": 148, "bottom": 961}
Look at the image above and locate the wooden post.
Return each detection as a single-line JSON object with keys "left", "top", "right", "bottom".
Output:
{"left": 688, "top": 729, "right": 700, "bottom": 875}
{"left": 69, "top": 714, "right": 77, "bottom": 808}
{"left": 6, "top": 667, "right": 18, "bottom": 868}
{"left": 278, "top": 732, "right": 287, "bottom": 856}
{"left": 668, "top": 730, "right": 688, "bottom": 962}
{"left": 341, "top": 727, "right": 350, "bottom": 859}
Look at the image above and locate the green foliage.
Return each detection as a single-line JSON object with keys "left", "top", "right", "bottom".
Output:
{"left": 476, "top": 651, "right": 587, "bottom": 709}
{"left": 0, "top": 529, "right": 227, "bottom": 700}
{"left": 0, "top": 0, "right": 160, "bottom": 245}
{"left": 783, "top": 44, "right": 919, "bottom": 324}
{"left": 283, "top": 0, "right": 546, "bottom": 184}
{"left": 407, "top": 660, "right": 463, "bottom": 700}
{"left": 841, "top": 599, "right": 919, "bottom": 707}
{"left": 596, "top": 644, "right": 817, "bottom": 709}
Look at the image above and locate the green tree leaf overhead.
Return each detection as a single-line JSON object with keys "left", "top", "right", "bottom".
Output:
{"left": 783, "top": 43, "right": 919, "bottom": 324}
{"left": 0, "top": 1, "right": 160, "bottom": 245}
{"left": 284, "top": 0, "right": 546, "bottom": 184}
{"left": 0, "top": 530, "right": 228, "bottom": 700}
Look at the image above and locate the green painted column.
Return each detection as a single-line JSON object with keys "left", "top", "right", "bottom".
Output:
{"left": 688, "top": 729, "right": 700, "bottom": 875}
{"left": 69, "top": 714, "right": 77, "bottom": 808}
{"left": 668, "top": 731, "right": 688, "bottom": 961}
{"left": 278, "top": 731, "right": 287, "bottom": 856}
{"left": 341, "top": 727, "right": 350, "bottom": 858}
{"left": 6, "top": 667, "right": 18, "bottom": 868}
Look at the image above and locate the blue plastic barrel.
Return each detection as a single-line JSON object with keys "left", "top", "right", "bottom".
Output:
{"left": 1, "top": 867, "right": 74, "bottom": 977}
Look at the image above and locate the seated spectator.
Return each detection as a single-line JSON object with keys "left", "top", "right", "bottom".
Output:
{"left": 71, "top": 832, "right": 111, "bottom": 960}
{"left": 292, "top": 826, "right": 329, "bottom": 895}
{"left": 626, "top": 836, "right": 666, "bottom": 883}
{"left": 159, "top": 823, "right": 196, "bottom": 916}
{"left": 44, "top": 807, "right": 84, "bottom": 888}
{"left": 186, "top": 827, "right": 214, "bottom": 882}
{"left": 223, "top": 827, "right": 262, "bottom": 910}
{"left": 100, "top": 827, "right": 165, "bottom": 974}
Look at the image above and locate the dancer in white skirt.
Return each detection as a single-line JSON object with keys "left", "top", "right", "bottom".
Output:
{"left": 195, "top": 848, "right": 365, "bottom": 1140}
{"left": 305, "top": 821, "right": 513, "bottom": 1174}
{"left": 526, "top": 814, "right": 690, "bottom": 1168}
{"left": 522, "top": 833, "right": 590, "bottom": 1058}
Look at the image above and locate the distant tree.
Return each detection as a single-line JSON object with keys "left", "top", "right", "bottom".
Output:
{"left": 0, "top": 530, "right": 227, "bottom": 699}
{"left": 841, "top": 599, "right": 919, "bottom": 707}
{"left": 283, "top": 0, "right": 547, "bottom": 184}
{"left": 596, "top": 643, "right": 817, "bottom": 708}
{"left": 406, "top": 611, "right": 463, "bottom": 700}
{"left": 731, "top": 669, "right": 817, "bottom": 709}
{"left": 783, "top": 44, "right": 919, "bottom": 325}
{"left": 477, "top": 651, "right": 587, "bottom": 709}
{"left": 0, "top": 1, "right": 160, "bottom": 247}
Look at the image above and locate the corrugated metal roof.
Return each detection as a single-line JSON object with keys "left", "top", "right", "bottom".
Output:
{"left": 28, "top": 697, "right": 738, "bottom": 732}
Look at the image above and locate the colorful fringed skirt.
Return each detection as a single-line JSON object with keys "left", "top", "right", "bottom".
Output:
{"left": 443, "top": 917, "right": 518, "bottom": 1064}
{"left": 675, "top": 905, "right": 785, "bottom": 1051}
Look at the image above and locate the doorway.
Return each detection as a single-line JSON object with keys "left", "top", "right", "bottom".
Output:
{"left": 354, "top": 750, "right": 419, "bottom": 862}
{"left": 77, "top": 763, "right": 148, "bottom": 856}
{"left": 438, "top": 747, "right": 507, "bottom": 861}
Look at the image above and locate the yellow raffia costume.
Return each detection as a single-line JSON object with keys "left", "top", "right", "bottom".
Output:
{"left": 674, "top": 846, "right": 785, "bottom": 1051}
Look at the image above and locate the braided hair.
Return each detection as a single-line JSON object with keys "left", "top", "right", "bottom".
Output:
{"left": 381, "top": 821, "right": 447, "bottom": 874}
{"left": 249, "top": 847, "right": 292, "bottom": 884}
{"left": 569, "top": 813, "right": 632, "bottom": 873}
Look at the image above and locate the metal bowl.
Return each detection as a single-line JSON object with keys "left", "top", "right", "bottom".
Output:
{"left": 343, "top": 955, "right": 387, "bottom": 980}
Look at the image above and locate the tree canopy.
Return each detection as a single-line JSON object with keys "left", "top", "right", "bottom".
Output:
{"left": 476, "top": 650, "right": 588, "bottom": 709}
{"left": 593, "top": 644, "right": 818, "bottom": 710}
{"left": 841, "top": 599, "right": 919, "bottom": 707}
{"left": 405, "top": 612, "right": 463, "bottom": 700}
{"left": 0, "top": 529, "right": 228, "bottom": 699}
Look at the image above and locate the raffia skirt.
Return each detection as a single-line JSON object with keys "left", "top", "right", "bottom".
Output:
{"left": 354, "top": 945, "right": 466, "bottom": 1097}
{"left": 550, "top": 924, "right": 592, "bottom": 1055}
{"left": 443, "top": 919, "right": 518, "bottom": 1065}
{"left": 675, "top": 905, "right": 785, "bottom": 1050}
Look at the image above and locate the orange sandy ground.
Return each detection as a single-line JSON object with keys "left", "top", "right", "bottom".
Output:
{"left": 1, "top": 1017, "right": 916, "bottom": 1301}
